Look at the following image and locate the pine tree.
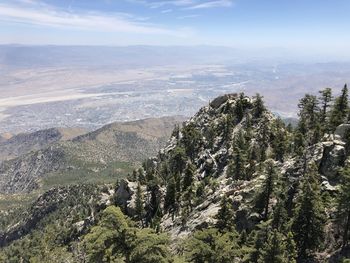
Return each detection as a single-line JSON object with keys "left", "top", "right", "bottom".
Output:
{"left": 330, "top": 84, "right": 349, "bottom": 131}
{"left": 272, "top": 119, "right": 288, "bottom": 162}
{"left": 216, "top": 196, "right": 235, "bottom": 232}
{"left": 258, "top": 230, "right": 287, "bottom": 263}
{"left": 234, "top": 93, "right": 247, "bottom": 123}
{"left": 164, "top": 177, "right": 176, "bottom": 212}
{"left": 285, "top": 232, "right": 297, "bottom": 263}
{"left": 292, "top": 163, "right": 325, "bottom": 260}
{"left": 183, "top": 162, "right": 195, "bottom": 191}
{"left": 271, "top": 195, "right": 288, "bottom": 232}
{"left": 228, "top": 146, "right": 247, "bottom": 180}
{"left": 318, "top": 88, "right": 333, "bottom": 132}
{"left": 135, "top": 183, "right": 145, "bottom": 223}
{"left": 297, "top": 94, "right": 320, "bottom": 144}
{"left": 170, "top": 146, "right": 187, "bottom": 175}
{"left": 253, "top": 93, "right": 266, "bottom": 119}
{"left": 255, "top": 160, "right": 277, "bottom": 220}
{"left": 337, "top": 166, "right": 350, "bottom": 248}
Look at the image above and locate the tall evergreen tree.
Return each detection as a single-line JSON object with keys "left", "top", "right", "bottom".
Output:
{"left": 228, "top": 146, "right": 247, "bottom": 180}
{"left": 318, "top": 88, "right": 333, "bottom": 132}
{"left": 257, "top": 230, "right": 287, "bottom": 263}
{"left": 164, "top": 177, "right": 176, "bottom": 212}
{"left": 253, "top": 93, "right": 266, "bottom": 119}
{"left": 292, "top": 164, "right": 325, "bottom": 261}
{"left": 183, "top": 162, "right": 196, "bottom": 191}
{"left": 216, "top": 196, "right": 235, "bottom": 232}
{"left": 297, "top": 94, "right": 320, "bottom": 144}
{"left": 135, "top": 183, "right": 145, "bottom": 223}
{"left": 330, "top": 84, "right": 349, "bottom": 131}
{"left": 255, "top": 160, "right": 277, "bottom": 220}
{"left": 337, "top": 166, "right": 350, "bottom": 249}
{"left": 285, "top": 232, "right": 297, "bottom": 263}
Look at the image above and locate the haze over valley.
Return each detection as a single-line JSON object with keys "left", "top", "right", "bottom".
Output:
{"left": 1, "top": 45, "right": 350, "bottom": 134}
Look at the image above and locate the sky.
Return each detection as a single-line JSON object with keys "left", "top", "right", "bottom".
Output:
{"left": 0, "top": 0, "right": 350, "bottom": 54}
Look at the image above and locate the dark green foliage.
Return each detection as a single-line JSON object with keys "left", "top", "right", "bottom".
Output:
{"left": 272, "top": 199, "right": 288, "bottom": 233}
{"left": 330, "top": 84, "right": 349, "bottom": 131}
{"left": 164, "top": 176, "right": 177, "bottom": 212}
{"left": 338, "top": 166, "right": 350, "bottom": 248}
{"left": 255, "top": 160, "right": 278, "bottom": 220}
{"left": 129, "top": 228, "right": 172, "bottom": 263}
{"left": 84, "top": 206, "right": 130, "bottom": 262}
{"left": 183, "top": 162, "right": 196, "bottom": 191}
{"left": 185, "top": 228, "right": 240, "bottom": 263}
{"left": 318, "top": 88, "right": 333, "bottom": 132}
{"left": 257, "top": 230, "right": 287, "bottom": 263}
{"left": 228, "top": 146, "right": 247, "bottom": 180}
{"left": 181, "top": 123, "right": 202, "bottom": 161}
{"left": 297, "top": 94, "right": 321, "bottom": 144}
{"left": 253, "top": 93, "right": 266, "bottom": 119}
{"left": 271, "top": 118, "right": 288, "bottom": 162}
{"left": 170, "top": 146, "right": 187, "bottom": 175}
{"left": 292, "top": 164, "right": 325, "bottom": 261}
{"left": 135, "top": 183, "right": 145, "bottom": 222}
{"left": 215, "top": 196, "right": 234, "bottom": 232}
{"left": 84, "top": 206, "right": 172, "bottom": 263}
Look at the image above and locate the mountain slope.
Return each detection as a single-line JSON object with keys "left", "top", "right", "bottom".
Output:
{"left": 1, "top": 91, "right": 350, "bottom": 262}
{"left": 0, "top": 116, "right": 185, "bottom": 194}
{"left": 0, "top": 127, "right": 87, "bottom": 163}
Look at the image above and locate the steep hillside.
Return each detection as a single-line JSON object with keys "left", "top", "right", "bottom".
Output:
{"left": 0, "top": 127, "right": 87, "bottom": 163}
{"left": 1, "top": 89, "right": 350, "bottom": 263}
{"left": 0, "top": 116, "right": 185, "bottom": 194}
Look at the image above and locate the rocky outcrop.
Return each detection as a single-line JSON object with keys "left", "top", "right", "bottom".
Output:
{"left": 335, "top": 123, "right": 350, "bottom": 140}
{"left": 119, "top": 95, "right": 349, "bottom": 242}
{"left": 0, "top": 145, "right": 66, "bottom": 194}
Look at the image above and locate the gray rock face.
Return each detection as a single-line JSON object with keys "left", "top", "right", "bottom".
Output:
{"left": 210, "top": 94, "right": 237, "bottom": 109}
{"left": 319, "top": 142, "right": 346, "bottom": 180}
{"left": 115, "top": 180, "right": 134, "bottom": 214}
{"left": 0, "top": 146, "right": 66, "bottom": 194}
{"left": 335, "top": 123, "right": 350, "bottom": 140}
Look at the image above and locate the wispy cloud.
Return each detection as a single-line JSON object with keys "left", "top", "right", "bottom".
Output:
{"left": 161, "top": 9, "right": 173, "bottom": 14}
{"left": 125, "top": 0, "right": 233, "bottom": 10}
{"left": 186, "top": 0, "right": 233, "bottom": 9}
{"left": 0, "top": 1, "right": 187, "bottom": 36}
{"left": 177, "top": 14, "right": 200, "bottom": 19}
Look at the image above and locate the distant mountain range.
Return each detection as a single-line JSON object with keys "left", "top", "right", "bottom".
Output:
{"left": 0, "top": 116, "right": 185, "bottom": 194}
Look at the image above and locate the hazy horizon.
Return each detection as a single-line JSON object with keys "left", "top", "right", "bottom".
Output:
{"left": 1, "top": 0, "right": 350, "bottom": 58}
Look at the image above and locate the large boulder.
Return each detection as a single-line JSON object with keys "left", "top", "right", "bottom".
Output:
{"left": 335, "top": 123, "right": 350, "bottom": 140}
{"left": 319, "top": 142, "right": 346, "bottom": 180}
{"left": 114, "top": 180, "right": 134, "bottom": 212}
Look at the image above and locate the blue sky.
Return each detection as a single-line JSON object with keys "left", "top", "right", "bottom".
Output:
{"left": 0, "top": 0, "right": 350, "bottom": 53}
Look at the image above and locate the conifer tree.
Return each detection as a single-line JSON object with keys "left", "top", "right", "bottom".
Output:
{"left": 271, "top": 195, "right": 288, "bottom": 232}
{"left": 216, "top": 196, "right": 235, "bottom": 232}
{"left": 170, "top": 146, "right": 187, "bottom": 175}
{"left": 234, "top": 93, "right": 247, "bottom": 123}
{"left": 285, "top": 232, "right": 297, "bottom": 263}
{"left": 337, "top": 166, "right": 350, "bottom": 248}
{"left": 297, "top": 94, "right": 320, "bottom": 144}
{"left": 257, "top": 230, "right": 287, "bottom": 263}
{"left": 183, "top": 162, "right": 196, "bottom": 191}
{"left": 255, "top": 160, "right": 277, "bottom": 220}
{"left": 229, "top": 146, "right": 247, "bottom": 180}
{"left": 292, "top": 164, "right": 325, "bottom": 260}
{"left": 253, "top": 93, "right": 266, "bottom": 119}
{"left": 164, "top": 177, "right": 176, "bottom": 212}
{"left": 318, "top": 87, "right": 333, "bottom": 132}
{"left": 330, "top": 84, "right": 349, "bottom": 131}
{"left": 135, "top": 182, "right": 145, "bottom": 223}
